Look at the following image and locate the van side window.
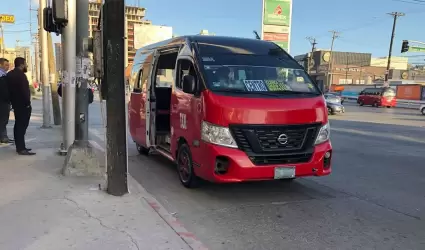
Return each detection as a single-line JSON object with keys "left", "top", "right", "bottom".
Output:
{"left": 135, "top": 69, "right": 143, "bottom": 90}
{"left": 176, "top": 59, "right": 198, "bottom": 91}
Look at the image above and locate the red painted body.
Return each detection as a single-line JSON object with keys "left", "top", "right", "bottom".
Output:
{"left": 130, "top": 88, "right": 332, "bottom": 183}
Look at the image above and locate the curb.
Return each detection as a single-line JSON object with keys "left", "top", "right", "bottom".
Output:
{"left": 131, "top": 176, "right": 209, "bottom": 250}
{"left": 89, "top": 133, "right": 208, "bottom": 250}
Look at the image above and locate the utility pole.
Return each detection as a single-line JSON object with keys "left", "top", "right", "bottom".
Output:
{"left": 103, "top": 0, "right": 128, "bottom": 196}
{"left": 74, "top": 0, "right": 90, "bottom": 145}
{"left": 33, "top": 34, "right": 40, "bottom": 84}
{"left": 39, "top": 0, "right": 51, "bottom": 128}
{"left": 385, "top": 12, "right": 405, "bottom": 86}
{"left": 306, "top": 36, "right": 317, "bottom": 74}
{"left": 47, "top": 33, "right": 61, "bottom": 125}
{"left": 61, "top": 0, "right": 77, "bottom": 153}
{"left": 345, "top": 52, "right": 349, "bottom": 84}
{"left": 124, "top": 16, "right": 128, "bottom": 68}
{"left": 327, "top": 30, "right": 339, "bottom": 90}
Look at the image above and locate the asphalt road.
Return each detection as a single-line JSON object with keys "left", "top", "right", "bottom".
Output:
{"left": 34, "top": 99, "right": 425, "bottom": 250}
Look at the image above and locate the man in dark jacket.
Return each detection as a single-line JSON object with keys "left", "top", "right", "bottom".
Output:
{"left": 7, "top": 57, "right": 35, "bottom": 155}
{"left": 0, "top": 58, "right": 13, "bottom": 144}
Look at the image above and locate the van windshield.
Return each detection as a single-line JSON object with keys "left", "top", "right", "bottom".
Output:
{"left": 203, "top": 65, "right": 319, "bottom": 95}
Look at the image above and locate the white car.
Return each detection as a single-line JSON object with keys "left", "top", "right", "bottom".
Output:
{"left": 421, "top": 104, "right": 425, "bottom": 115}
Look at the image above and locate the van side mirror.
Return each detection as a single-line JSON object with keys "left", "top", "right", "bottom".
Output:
{"left": 182, "top": 74, "right": 196, "bottom": 94}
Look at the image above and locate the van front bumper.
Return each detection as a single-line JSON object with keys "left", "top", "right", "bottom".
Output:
{"left": 195, "top": 142, "right": 332, "bottom": 183}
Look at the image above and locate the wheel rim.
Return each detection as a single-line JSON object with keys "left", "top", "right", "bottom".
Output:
{"left": 178, "top": 151, "right": 191, "bottom": 183}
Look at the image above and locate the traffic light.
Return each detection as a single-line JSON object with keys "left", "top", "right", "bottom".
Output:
{"left": 401, "top": 40, "right": 409, "bottom": 53}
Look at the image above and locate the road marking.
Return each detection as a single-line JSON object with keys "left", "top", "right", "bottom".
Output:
{"left": 331, "top": 127, "right": 425, "bottom": 144}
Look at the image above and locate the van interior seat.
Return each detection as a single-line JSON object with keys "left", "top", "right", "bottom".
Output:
{"left": 155, "top": 87, "right": 172, "bottom": 133}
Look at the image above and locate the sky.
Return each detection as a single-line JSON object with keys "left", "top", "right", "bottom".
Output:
{"left": 3, "top": 0, "right": 425, "bottom": 64}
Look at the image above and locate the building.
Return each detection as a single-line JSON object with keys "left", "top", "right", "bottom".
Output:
{"left": 199, "top": 30, "right": 215, "bottom": 36}
{"left": 88, "top": 1, "right": 152, "bottom": 64}
{"left": 54, "top": 43, "right": 62, "bottom": 72}
{"left": 370, "top": 56, "right": 408, "bottom": 70}
{"left": 2, "top": 47, "right": 33, "bottom": 82}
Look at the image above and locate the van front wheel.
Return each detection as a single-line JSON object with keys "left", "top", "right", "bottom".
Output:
{"left": 176, "top": 143, "right": 200, "bottom": 188}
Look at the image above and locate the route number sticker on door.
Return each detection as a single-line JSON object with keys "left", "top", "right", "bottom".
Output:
{"left": 180, "top": 113, "right": 187, "bottom": 130}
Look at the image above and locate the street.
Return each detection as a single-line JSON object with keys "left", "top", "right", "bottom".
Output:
{"left": 31, "top": 100, "right": 425, "bottom": 249}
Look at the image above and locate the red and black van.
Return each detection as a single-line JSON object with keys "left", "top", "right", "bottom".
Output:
{"left": 128, "top": 36, "right": 332, "bottom": 188}
{"left": 357, "top": 87, "right": 397, "bottom": 108}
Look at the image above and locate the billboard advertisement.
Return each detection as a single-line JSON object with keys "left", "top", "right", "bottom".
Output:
{"left": 261, "top": 0, "right": 292, "bottom": 53}
{"left": 134, "top": 25, "right": 173, "bottom": 49}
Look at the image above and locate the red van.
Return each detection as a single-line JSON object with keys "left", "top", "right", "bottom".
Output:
{"left": 129, "top": 36, "right": 332, "bottom": 188}
{"left": 357, "top": 87, "right": 397, "bottom": 108}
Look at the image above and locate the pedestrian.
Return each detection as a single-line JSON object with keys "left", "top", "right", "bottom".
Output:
{"left": 6, "top": 57, "right": 35, "bottom": 155}
{"left": 0, "top": 58, "right": 13, "bottom": 144}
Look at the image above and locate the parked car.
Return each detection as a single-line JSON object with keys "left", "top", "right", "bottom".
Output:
{"left": 325, "top": 93, "right": 343, "bottom": 104}
{"left": 325, "top": 94, "right": 345, "bottom": 115}
{"left": 420, "top": 104, "right": 425, "bottom": 115}
{"left": 328, "top": 92, "right": 344, "bottom": 104}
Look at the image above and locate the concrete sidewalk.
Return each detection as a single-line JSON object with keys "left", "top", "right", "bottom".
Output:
{"left": 0, "top": 115, "right": 205, "bottom": 249}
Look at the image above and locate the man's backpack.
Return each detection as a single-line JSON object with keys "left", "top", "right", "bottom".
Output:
{"left": 0, "top": 75, "right": 10, "bottom": 103}
{"left": 57, "top": 83, "right": 94, "bottom": 104}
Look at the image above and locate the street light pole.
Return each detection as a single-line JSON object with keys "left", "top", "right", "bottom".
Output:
{"left": 39, "top": 0, "right": 51, "bottom": 128}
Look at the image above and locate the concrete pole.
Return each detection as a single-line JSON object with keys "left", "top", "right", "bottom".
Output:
{"left": 39, "top": 0, "right": 51, "bottom": 128}
{"left": 74, "top": 0, "right": 89, "bottom": 144}
{"left": 63, "top": 0, "right": 102, "bottom": 177}
{"left": 62, "top": 0, "right": 77, "bottom": 153}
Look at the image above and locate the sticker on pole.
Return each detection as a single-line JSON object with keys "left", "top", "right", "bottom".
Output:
{"left": 82, "top": 58, "right": 91, "bottom": 79}
{"left": 69, "top": 72, "right": 76, "bottom": 87}
{"left": 62, "top": 71, "right": 69, "bottom": 86}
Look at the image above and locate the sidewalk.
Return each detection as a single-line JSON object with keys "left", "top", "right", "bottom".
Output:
{"left": 0, "top": 113, "right": 204, "bottom": 249}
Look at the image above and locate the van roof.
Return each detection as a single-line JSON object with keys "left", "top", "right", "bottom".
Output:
{"left": 136, "top": 35, "right": 285, "bottom": 56}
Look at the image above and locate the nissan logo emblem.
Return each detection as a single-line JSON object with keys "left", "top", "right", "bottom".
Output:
{"left": 277, "top": 134, "right": 289, "bottom": 145}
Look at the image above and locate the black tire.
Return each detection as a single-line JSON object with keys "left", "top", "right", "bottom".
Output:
{"left": 136, "top": 143, "right": 150, "bottom": 155}
{"left": 422, "top": 108, "right": 425, "bottom": 115}
{"left": 359, "top": 101, "right": 364, "bottom": 106}
{"left": 373, "top": 102, "right": 379, "bottom": 108}
{"left": 176, "top": 143, "right": 200, "bottom": 188}
{"left": 279, "top": 178, "right": 296, "bottom": 182}
{"left": 327, "top": 107, "right": 332, "bottom": 115}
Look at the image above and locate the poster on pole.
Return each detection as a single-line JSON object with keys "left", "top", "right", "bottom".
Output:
{"left": 262, "top": 0, "right": 292, "bottom": 53}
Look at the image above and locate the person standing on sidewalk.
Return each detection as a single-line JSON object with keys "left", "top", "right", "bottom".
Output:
{"left": 7, "top": 57, "right": 35, "bottom": 156}
{"left": 0, "top": 58, "right": 13, "bottom": 144}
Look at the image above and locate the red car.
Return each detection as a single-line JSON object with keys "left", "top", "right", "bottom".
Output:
{"left": 357, "top": 87, "right": 397, "bottom": 108}
{"left": 129, "top": 36, "right": 332, "bottom": 188}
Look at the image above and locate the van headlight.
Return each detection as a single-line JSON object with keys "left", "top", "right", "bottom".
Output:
{"left": 314, "top": 122, "right": 330, "bottom": 145}
{"left": 201, "top": 121, "right": 238, "bottom": 148}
